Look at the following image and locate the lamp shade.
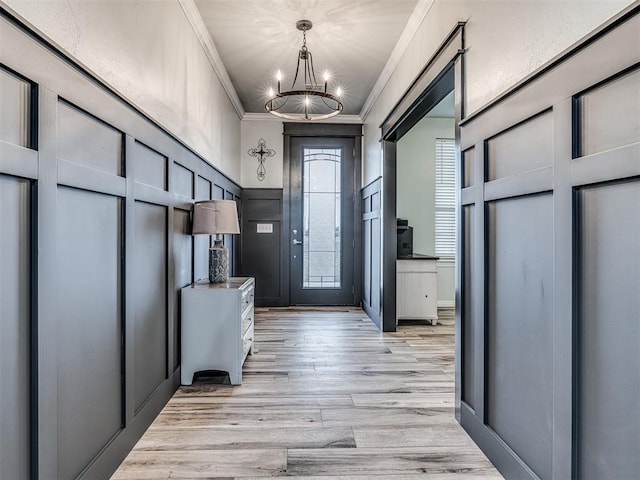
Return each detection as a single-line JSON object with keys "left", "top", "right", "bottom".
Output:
{"left": 192, "top": 200, "right": 240, "bottom": 235}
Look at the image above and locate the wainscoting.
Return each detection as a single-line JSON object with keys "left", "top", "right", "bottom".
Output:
{"left": 361, "top": 177, "right": 382, "bottom": 327}
{"left": 0, "top": 10, "right": 240, "bottom": 480}
{"left": 240, "top": 188, "right": 287, "bottom": 306}
{"left": 458, "top": 5, "right": 640, "bottom": 478}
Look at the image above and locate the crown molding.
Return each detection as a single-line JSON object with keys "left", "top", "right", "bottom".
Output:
{"left": 179, "top": 0, "right": 245, "bottom": 119}
{"left": 242, "top": 112, "right": 363, "bottom": 124}
{"left": 359, "top": 0, "right": 436, "bottom": 122}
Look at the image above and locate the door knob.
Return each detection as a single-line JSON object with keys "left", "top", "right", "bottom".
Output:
{"left": 292, "top": 239, "right": 303, "bottom": 245}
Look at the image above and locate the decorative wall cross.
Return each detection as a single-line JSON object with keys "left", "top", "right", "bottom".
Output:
{"left": 247, "top": 138, "right": 275, "bottom": 182}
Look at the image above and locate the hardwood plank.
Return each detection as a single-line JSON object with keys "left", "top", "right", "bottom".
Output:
{"left": 111, "top": 449, "right": 286, "bottom": 478}
{"left": 321, "top": 406, "right": 454, "bottom": 427}
{"left": 351, "top": 392, "right": 454, "bottom": 408}
{"left": 134, "top": 426, "right": 355, "bottom": 450}
{"left": 353, "top": 425, "right": 477, "bottom": 448}
{"left": 150, "top": 407, "right": 322, "bottom": 429}
{"left": 285, "top": 447, "right": 499, "bottom": 476}
{"left": 169, "top": 395, "right": 354, "bottom": 408}
{"left": 315, "top": 362, "right": 448, "bottom": 372}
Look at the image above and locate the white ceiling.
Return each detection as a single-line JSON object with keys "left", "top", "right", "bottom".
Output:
{"left": 192, "top": 0, "right": 421, "bottom": 118}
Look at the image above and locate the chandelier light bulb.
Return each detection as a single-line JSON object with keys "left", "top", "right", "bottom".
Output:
{"left": 305, "top": 96, "right": 310, "bottom": 106}
{"left": 323, "top": 71, "right": 330, "bottom": 82}
{"left": 276, "top": 70, "right": 282, "bottom": 81}
{"left": 336, "top": 87, "right": 342, "bottom": 97}
{"left": 268, "top": 87, "right": 274, "bottom": 98}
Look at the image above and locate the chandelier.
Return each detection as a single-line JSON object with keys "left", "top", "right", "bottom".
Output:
{"left": 265, "top": 20, "right": 343, "bottom": 121}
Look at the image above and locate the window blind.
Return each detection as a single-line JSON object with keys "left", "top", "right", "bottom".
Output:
{"left": 435, "top": 138, "right": 456, "bottom": 257}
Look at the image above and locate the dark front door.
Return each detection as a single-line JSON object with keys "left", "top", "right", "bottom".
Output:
{"left": 290, "top": 136, "right": 355, "bottom": 305}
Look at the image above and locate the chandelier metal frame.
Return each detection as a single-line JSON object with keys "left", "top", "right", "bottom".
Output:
{"left": 265, "top": 20, "right": 343, "bottom": 121}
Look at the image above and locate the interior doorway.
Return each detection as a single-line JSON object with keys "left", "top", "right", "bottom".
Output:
{"left": 396, "top": 91, "right": 456, "bottom": 326}
{"left": 379, "top": 56, "right": 461, "bottom": 332}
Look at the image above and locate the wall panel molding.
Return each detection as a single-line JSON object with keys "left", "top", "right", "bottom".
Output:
{"left": 0, "top": 174, "right": 32, "bottom": 480}
{"left": 0, "top": 141, "right": 38, "bottom": 179}
{"left": 575, "top": 179, "right": 640, "bottom": 479}
{"left": 361, "top": 177, "right": 382, "bottom": 328}
{"left": 55, "top": 186, "right": 123, "bottom": 480}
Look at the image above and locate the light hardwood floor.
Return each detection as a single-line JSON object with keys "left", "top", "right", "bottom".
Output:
{"left": 112, "top": 308, "right": 502, "bottom": 479}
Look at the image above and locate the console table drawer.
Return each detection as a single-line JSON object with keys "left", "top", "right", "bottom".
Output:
{"left": 242, "top": 309, "right": 253, "bottom": 336}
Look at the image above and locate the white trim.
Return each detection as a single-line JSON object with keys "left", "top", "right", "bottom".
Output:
{"left": 437, "top": 300, "right": 455, "bottom": 308}
{"left": 179, "top": 0, "right": 245, "bottom": 119}
{"left": 359, "top": 0, "right": 436, "bottom": 121}
{"left": 437, "top": 256, "right": 456, "bottom": 266}
{"left": 242, "top": 112, "right": 363, "bottom": 124}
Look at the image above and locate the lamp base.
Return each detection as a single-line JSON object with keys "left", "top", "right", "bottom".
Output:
{"left": 209, "top": 240, "right": 228, "bottom": 283}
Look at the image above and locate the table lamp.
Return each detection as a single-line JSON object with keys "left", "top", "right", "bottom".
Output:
{"left": 192, "top": 199, "right": 240, "bottom": 283}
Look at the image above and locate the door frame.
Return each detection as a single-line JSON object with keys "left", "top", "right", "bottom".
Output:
{"left": 379, "top": 22, "right": 466, "bottom": 332}
{"left": 375, "top": 23, "right": 466, "bottom": 427}
{"left": 283, "top": 122, "right": 363, "bottom": 306}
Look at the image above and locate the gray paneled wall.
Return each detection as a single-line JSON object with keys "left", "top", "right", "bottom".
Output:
{"left": 0, "top": 175, "right": 31, "bottom": 480}
{"left": 133, "top": 201, "right": 168, "bottom": 414}
{"left": 172, "top": 208, "right": 192, "bottom": 371}
{"left": 577, "top": 181, "right": 640, "bottom": 479}
{"left": 361, "top": 178, "right": 382, "bottom": 328}
{"left": 58, "top": 100, "right": 124, "bottom": 176}
{"left": 579, "top": 68, "right": 640, "bottom": 156}
{"left": 458, "top": 7, "right": 640, "bottom": 479}
{"left": 0, "top": 67, "right": 31, "bottom": 147}
{"left": 461, "top": 204, "right": 475, "bottom": 410}
{"left": 134, "top": 141, "right": 168, "bottom": 190}
{"left": 240, "top": 189, "right": 286, "bottom": 306}
{"left": 56, "top": 187, "right": 123, "bottom": 480}
{"left": 194, "top": 175, "right": 213, "bottom": 282}
{"left": 0, "top": 10, "right": 241, "bottom": 479}
{"left": 485, "top": 111, "right": 552, "bottom": 181}
{"left": 486, "top": 194, "right": 553, "bottom": 480}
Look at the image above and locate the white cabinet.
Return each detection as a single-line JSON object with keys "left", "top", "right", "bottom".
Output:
{"left": 397, "top": 257, "right": 438, "bottom": 325}
{"left": 181, "top": 277, "right": 254, "bottom": 385}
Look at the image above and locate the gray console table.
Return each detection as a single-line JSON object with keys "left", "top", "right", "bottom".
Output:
{"left": 181, "top": 277, "right": 255, "bottom": 385}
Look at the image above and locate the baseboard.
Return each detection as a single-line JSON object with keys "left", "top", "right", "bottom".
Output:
{"left": 255, "top": 297, "right": 287, "bottom": 307}
{"left": 80, "top": 369, "right": 181, "bottom": 479}
{"left": 460, "top": 403, "right": 538, "bottom": 480}
{"left": 362, "top": 302, "right": 381, "bottom": 330}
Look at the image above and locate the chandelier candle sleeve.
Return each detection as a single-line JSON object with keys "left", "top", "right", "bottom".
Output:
{"left": 192, "top": 200, "right": 240, "bottom": 283}
{"left": 265, "top": 19, "right": 343, "bottom": 121}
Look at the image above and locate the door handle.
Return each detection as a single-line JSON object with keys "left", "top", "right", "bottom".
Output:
{"left": 292, "top": 239, "right": 303, "bottom": 245}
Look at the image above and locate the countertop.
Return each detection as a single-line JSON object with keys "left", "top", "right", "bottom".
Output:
{"left": 397, "top": 253, "right": 440, "bottom": 261}
{"left": 189, "top": 277, "right": 253, "bottom": 290}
